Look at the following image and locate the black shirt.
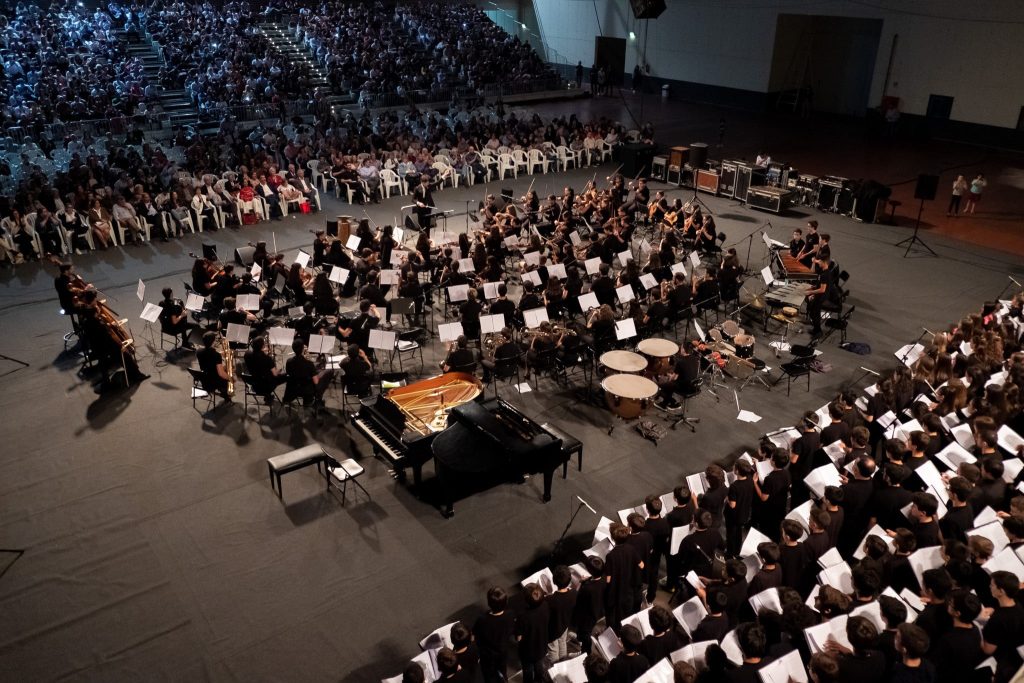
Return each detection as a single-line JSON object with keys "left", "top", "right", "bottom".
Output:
{"left": 726, "top": 478, "right": 755, "bottom": 526}
{"left": 473, "top": 611, "right": 515, "bottom": 662}
{"left": 837, "top": 650, "right": 887, "bottom": 683}
{"left": 778, "top": 543, "right": 807, "bottom": 590}
{"left": 645, "top": 516, "right": 671, "bottom": 557}
{"left": 547, "top": 589, "right": 577, "bottom": 639}
{"left": 573, "top": 578, "right": 605, "bottom": 633}
{"left": 891, "top": 661, "right": 937, "bottom": 683}
{"left": 692, "top": 613, "right": 730, "bottom": 643}
{"left": 243, "top": 349, "right": 275, "bottom": 384}
{"left": 666, "top": 504, "right": 694, "bottom": 529}
{"left": 197, "top": 346, "right": 223, "bottom": 378}
{"left": 514, "top": 602, "right": 550, "bottom": 661}
{"left": 700, "top": 486, "right": 728, "bottom": 529}
{"left": 911, "top": 519, "right": 942, "bottom": 548}
{"left": 640, "top": 629, "right": 688, "bottom": 665}
{"left": 748, "top": 565, "right": 783, "bottom": 596}
{"left": 285, "top": 354, "right": 317, "bottom": 398}
{"left": 681, "top": 527, "right": 724, "bottom": 575}
{"left": 983, "top": 602, "right": 1024, "bottom": 682}
{"left": 939, "top": 504, "right": 974, "bottom": 544}
{"left": 608, "top": 652, "right": 651, "bottom": 683}
{"left": 871, "top": 485, "right": 914, "bottom": 531}
{"left": 821, "top": 420, "right": 850, "bottom": 447}
{"left": 930, "top": 626, "right": 983, "bottom": 683}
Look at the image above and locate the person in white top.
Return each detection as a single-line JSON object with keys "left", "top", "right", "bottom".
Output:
{"left": 964, "top": 174, "right": 987, "bottom": 214}
{"left": 948, "top": 175, "right": 969, "bottom": 217}
{"left": 191, "top": 187, "right": 221, "bottom": 230}
{"left": 111, "top": 196, "right": 144, "bottom": 245}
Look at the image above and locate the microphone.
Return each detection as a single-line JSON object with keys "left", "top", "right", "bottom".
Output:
{"left": 576, "top": 496, "right": 597, "bottom": 515}
{"left": 859, "top": 366, "right": 880, "bottom": 376}
{"left": 1010, "top": 276, "right": 1022, "bottom": 287}
{"left": 922, "top": 327, "right": 935, "bottom": 336}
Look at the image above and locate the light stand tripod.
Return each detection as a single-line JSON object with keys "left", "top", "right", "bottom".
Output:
{"left": 896, "top": 197, "right": 936, "bottom": 257}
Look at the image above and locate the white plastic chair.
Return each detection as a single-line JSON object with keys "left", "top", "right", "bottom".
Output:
{"left": 598, "top": 140, "right": 614, "bottom": 163}
{"left": 556, "top": 146, "right": 578, "bottom": 172}
{"left": 512, "top": 150, "right": 530, "bottom": 176}
{"left": 497, "top": 153, "right": 517, "bottom": 180}
{"left": 308, "top": 160, "right": 332, "bottom": 193}
{"left": 432, "top": 162, "right": 459, "bottom": 188}
{"left": 527, "top": 149, "right": 549, "bottom": 174}
{"left": 380, "top": 168, "right": 405, "bottom": 198}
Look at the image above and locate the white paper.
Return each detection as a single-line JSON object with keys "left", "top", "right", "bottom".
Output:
{"left": 618, "top": 250, "right": 633, "bottom": 266}
{"left": 998, "top": 425, "right": 1024, "bottom": 455}
{"left": 916, "top": 461, "right": 950, "bottom": 503}
{"left": 786, "top": 500, "right": 814, "bottom": 532}
{"left": 522, "top": 270, "right": 542, "bottom": 287}
{"left": 596, "top": 627, "right": 622, "bottom": 661}
{"left": 805, "top": 614, "right": 852, "bottom": 654}
{"left": 515, "top": 382, "right": 532, "bottom": 393}
{"left": 895, "top": 343, "right": 925, "bottom": 367}
{"left": 584, "top": 538, "right": 613, "bottom": 561}
{"left": 328, "top": 266, "right": 350, "bottom": 285}
{"left": 345, "top": 235, "right": 361, "bottom": 250}
{"left": 720, "top": 630, "right": 744, "bottom": 665}
{"left": 410, "top": 649, "right": 439, "bottom": 683}
{"left": 250, "top": 262, "right": 262, "bottom": 279}
{"left": 899, "top": 587, "right": 926, "bottom": 613}
{"left": 759, "top": 650, "right": 807, "bottom": 683}
{"left": 854, "top": 524, "right": 895, "bottom": 559}
{"left": 739, "top": 526, "right": 771, "bottom": 559}
{"left": 419, "top": 621, "right": 457, "bottom": 650}
{"left": 293, "top": 250, "right": 310, "bottom": 267}
{"left": 686, "top": 472, "right": 707, "bottom": 498}
{"left": 974, "top": 506, "right": 999, "bottom": 528}
{"left": 268, "top": 326, "right": 295, "bottom": 346}
{"left": 817, "top": 547, "right": 845, "bottom": 569}
{"left": 380, "top": 269, "right": 400, "bottom": 285}
{"left": 225, "top": 323, "right": 251, "bottom": 345}
{"left": 805, "top": 463, "right": 842, "bottom": 499}
{"left": 524, "top": 251, "right": 541, "bottom": 266}
{"left": 969, "top": 520, "right": 1011, "bottom": 555}
{"left": 136, "top": 279, "right": 145, "bottom": 301}
{"left": 390, "top": 250, "right": 408, "bottom": 266}
{"left": 185, "top": 292, "right": 205, "bottom": 312}
{"left": 689, "top": 250, "right": 701, "bottom": 268}
{"left": 1002, "top": 458, "right": 1024, "bottom": 484}
{"left": 640, "top": 273, "right": 659, "bottom": 291}
{"left": 520, "top": 567, "right": 555, "bottom": 594}
{"left": 934, "top": 441, "right": 977, "bottom": 471}
{"left": 615, "top": 318, "right": 637, "bottom": 340}
{"left": 287, "top": 306, "right": 304, "bottom": 318}
{"left": 749, "top": 587, "right": 783, "bottom": 615}
{"left": 694, "top": 321, "right": 706, "bottom": 342}
{"left": 909, "top": 546, "right": 945, "bottom": 588}
{"left": 458, "top": 257, "right": 475, "bottom": 273}
{"left": 447, "top": 284, "right": 469, "bottom": 302}
{"left": 482, "top": 281, "right": 501, "bottom": 300}
{"left": 671, "top": 261, "right": 687, "bottom": 277}
{"left": 236, "top": 294, "right": 260, "bottom": 311}
{"left": 755, "top": 459, "right": 775, "bottom": 482}
{"left": 594, "top": 517, "right": 614, "bottom": 544}
{"left": 393, "top": 226, "right": 405, "bottom": 242}
{"left": 523, "top": 308, "right": 549, "bottom": 329}
{"left": 307, "top": 334, "right": 336, "bottom": 355}
{"left": 578, "top": 292, "right": 599, "bottom": 312}
{"left": 549, "top": 263, "right": 567, "bottom": 280}
{"left": 818, "top": 561, "right": 854, "bottom": 593}
{"left": 480, "top": 313, "right": 505, "bottom": 334}
{"left": 622, "top": 608, "right": 654, "bottom": 638}
{"left": 767, "top": 427, "right": 801, "bottom": 450}
{"left": 634, "top": 658, "right": 675, "bottom": 683}
{"left": 670, "top": 525, "right": 691, "bottom": 555}
{"left": 585, "top": 257, "right": 602, "bottom": 275}
{"left": 438, "top": 322, "right": 463, "bottom": 342}
{"left": 139, "top": 302, "right": 161, "bottom": 322}
{"left": 737, "top": 410, "right": 762, "bottom": 423}
{"left": 951, "top": 423, "right": 975, "bottom": 450}
{"left": 368, "top": 329, "right": 397, "bottom": 351}
{"left": 760, "top": 266, "right": 774, "bottom": 287}
{"left": 983, "top": 547, "right": 1024, "bottom": 581}
{"left": 616, "top": 284, "right": 635, "bottom": 304}
{"left": 548, "top": 653, "right": 587, "bottom": 683}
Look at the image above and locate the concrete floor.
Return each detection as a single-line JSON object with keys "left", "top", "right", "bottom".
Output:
{"left": 1, "top": 94, "right": 1024, "bottom": 682}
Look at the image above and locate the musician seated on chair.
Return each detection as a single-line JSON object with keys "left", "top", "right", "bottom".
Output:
{"left": 442, "top": 335, "right": 479, "bottom": 374}
{"left": 339, "top": 343, "right": 373, "bottom": 397}
{"left": 796, "top": 220, "right": 820, "bottom": 267}
{"left": 283, "top": 337, "right": 335, "bottom": 407}
{"left": 789, "top": 228, "right": 805, "bottom": 258}
{"left": 159, "top": 287, "right": 201, "bottom": 349}
{"left": 196, "top": 331, "right": 231, "bottom": 399}
{"left": 481, "top": 327, "right": 519, "bottom": 382}
{"left": 718, "top": 251, "right": 743, "bottom": 302}
{"left": 656, "top": 344, "right": 700, "bottom": 409}
{"left": 336, "top": 299, "right": 379, "bottom": 352}
{"left": 244, "top": 336, "right": 286, "bottom": 403}
{"left": 805, "top": 248, "right": 839, "bottom": 339}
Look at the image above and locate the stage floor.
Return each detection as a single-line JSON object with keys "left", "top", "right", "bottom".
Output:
{"left": 1, "top": 104, "right": 1024, "bottom": 681}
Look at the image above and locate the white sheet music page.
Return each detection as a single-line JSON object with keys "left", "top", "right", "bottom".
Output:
{"left": 139, "top": 302, "right": 161, "bottom": 322}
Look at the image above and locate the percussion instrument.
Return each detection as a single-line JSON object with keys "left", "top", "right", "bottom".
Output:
{"left": 336, "top": 216, "right": 352, "bottom": 244}
{"left": 636, "top": 338, "right": 678, "bottom": 376}
{"left": 721, "top": 320, "right": 743, "bottom": 340}
{"left": 780, "top": 254, "right": 815, "bottom": 281}
{"left": 602, "top": 373, "right": 659, "bottom": 419}
{"left": 733, "top": 333, "right": 755, "bottom": 359}
{"left": 782, "top": 306, "right": 799, "bottom": 318}
{"left": 599, "top": 350, "right": 648, "bottom": 374}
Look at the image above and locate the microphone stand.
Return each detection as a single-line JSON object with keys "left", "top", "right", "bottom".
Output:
{"left": 898, "top": 329, "right": 930, "bottom": 365}
{"left": 551, "top": 496, "right": 595, "bottom": 562}
{"left": 728, "top": 221, "right": 772, "bottom": 275}
{"left": 995, "top": 276, "right": 1022, "bottom": 303}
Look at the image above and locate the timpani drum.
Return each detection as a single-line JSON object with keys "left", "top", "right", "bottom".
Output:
{"left": 599, "top": 350, "right": 648, "bottom": 374}
{"left": 733, "top": 334, "right": 755, "bottom": 359}
{"left": 336, "top": 216, "right": 352, "bottom": 243}
{"left": 636, "top": 338, "right": 679, "bottom": 376}
{"left": 601, "top": 374, "right": 660, "bottom": 419}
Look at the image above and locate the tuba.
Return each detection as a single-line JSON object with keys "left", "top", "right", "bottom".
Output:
{"left": 219, "top": 333, "right": 236, "bottom": 397}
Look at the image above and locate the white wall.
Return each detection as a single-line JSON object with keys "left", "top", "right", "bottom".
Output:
{"left": 529, "top": 0, "right": 1024, "bottom": 128}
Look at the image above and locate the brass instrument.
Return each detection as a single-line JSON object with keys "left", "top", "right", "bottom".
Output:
{"left": 219, "top": 333, "right": 236, "bottom": 397}
{"left": 482, "top": 332, "right": 510, "bottom": 361}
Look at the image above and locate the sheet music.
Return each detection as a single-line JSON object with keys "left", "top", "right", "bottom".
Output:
{"left": 345, "top": 235, "right": 361, "bottom": 250}
{"left": 447, "top": 284, "right": 469, "bottom": 302}
{"left": 483, "top": 282, "right": 502, "bottom": 300}
{"left": 268, "top": 327, "right": 295, "bottom": 346}
{"left": 250, "top": 262, "right": 262, "bottom": 279}
{"left": 438, "top": 322, "right": 463, "bottom": 342}
{"left": 578, "top": 292, "right": 599, "bottom": 311}
{"left": 615, "top": 318, "right": 637, "bottom": 340}
{"left": 306, "top": 334, "right": 335, "bottom": 355}
{"left": 185, "top": 292, "right": 205, "bottom": 311}
{"left": 616, "top": 284, "right": 635, "bottom": 304}
{"left": 225, "top": 323, "right": 251, "bottom": 345}
{"left": 390, "top": 250, "right": 408, "bottom": 266}
{"left": 524, "top": 251, "right": 541, "bottom": 266}
{"left": 689, "top": 250, "right": 701, "bottom": 268}
{"left": 139, "top": 302, "right": 161, "bottom": 322}
{"left": 480, "top": 313, "right": 505, "bottom": 334}
{"left": 548, "top": 263, "right": 567, "bottom": 280}
{"left": 522, "top": 270, "right": 542, "bottom": 287}
{"left": 618, "top": 250, "right": 633, "bottom": 266}
{"left": 329, "top": 266, "right": 350, "bottom": 284}
{"left": 380, "top": 269, "right": 400, "bottom": 285}
{"left": 236, "top": 294, "right": 260, "bottom": 311}
{"left": 458, "top": 258, "right": 475, "bottom": 273}
{"left": 639, "top": 273, "right": 658, "bottom": 291}
{"left": 761, "top": 266, "right": 774, "bottom": 287}
{"left": 585, "top": 257, "right": 602, "bottom": 275}
{"left": 293, "top": 250, "right": 310, "bottom": 267}
{"left": 569, "top": 231, "right": 581, "bottom": 245}
{"left": 672, "top": 595, "right": 707, "bottom": 634}
{"left": 368, "top": 329, "right": 397, "bottom": 351}
{"left": 523, "top": 308, "right": 549, "bottom": 329}
{"left": 136, "top": 279, "right": 145, "bottom": 301}
{"left": 670, "top": 261, "right": 688, "bottom": 277}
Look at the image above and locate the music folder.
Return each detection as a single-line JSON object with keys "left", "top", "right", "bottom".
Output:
{"left": 225, "top": 323, "right": 251, "bottom": 345}
{"left": 307, "top": 334, "right": 336, "bottom": 355}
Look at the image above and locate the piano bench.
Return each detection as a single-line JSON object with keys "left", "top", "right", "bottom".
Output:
{"left": 267, "top": 444, "right": 329, "bottom": 498}
{"left": 542, "top": 422, "right": 583, "bottom": 476}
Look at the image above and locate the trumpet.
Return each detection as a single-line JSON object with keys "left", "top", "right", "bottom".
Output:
{"left": 482, "top": 332, "right": 510, "bottom": 360}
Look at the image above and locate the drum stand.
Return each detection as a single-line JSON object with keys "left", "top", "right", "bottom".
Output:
{"left": 701, "top": 361, "right": 727, "bottom": 400}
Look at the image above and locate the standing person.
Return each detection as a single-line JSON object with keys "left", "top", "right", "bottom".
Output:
{"left": 982, "top": 571, "right": 1024, "bottom": 683}
{"left": 632, "top": 63, "right": 643, "bottom": 93}
{"left": 753, "top": 448, "right": 792, "bottom": 541}
{"left": 576, "top": 61, "right": 584, "bottom": 88}
{"left": 573, "top": 556, "right": 605, "bottom": 656}
{"left": 948, "top": 175, "right": 968, "bottom": 216}
{"left": 515, "top": 583, "right": 551, "bottom": 683}
{"left": 725, "top": 460, "right": 755, "bottom": 558}
{"left": 589, "top": 62, "right": 598, "bottom": 94}
{"left": 964, "top": 174, "right": 986, "bottom": 214}
{"left": 546, "top": 565, "right": 577, "bottom": 665}
{"left": 473, "top": 587, "right": 515, "bottom": 683}
{"left": 604, "top": 522, "right": 644, "bottom": 630}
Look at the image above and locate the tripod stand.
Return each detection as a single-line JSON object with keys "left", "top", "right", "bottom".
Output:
{"left": 896, "top": 198, "right": 936, "bottom": 257}
{"left": 551, "top": 496, "right": 596, "bottom": 562}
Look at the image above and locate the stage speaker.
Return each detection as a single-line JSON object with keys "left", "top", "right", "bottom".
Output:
{"left": 630, "top": 0, "right": 666, "bottom": 19}
{"left": 501, "top": 187, "right": 514, "bottom": 201}
{"left": 688, "top": 142, "right": 708, "bottom": 170}
{"left": 619, "top": 142, "right": 656, "bottom": 178}
{"left": 914, "top": 174, "right": 939, "bottom": 201}
{"left": 201, "top": 243, "right": 218, "bottom": 261}
{"left": 234, "top": 245, "right": 256, "bottom": 266}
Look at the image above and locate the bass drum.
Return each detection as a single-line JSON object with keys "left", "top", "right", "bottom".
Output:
{"left": 733, "top": 334, "right": 755, "bottom": 359}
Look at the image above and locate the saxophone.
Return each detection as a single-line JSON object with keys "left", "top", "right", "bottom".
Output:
{"left": 220, "top": 334, "right": 236, "bottom": 397}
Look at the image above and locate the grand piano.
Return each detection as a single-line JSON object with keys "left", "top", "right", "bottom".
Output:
{"left": 350, "top": 372, "right": 483, "bottom": 487}
{"left": 351, "top": 372, "right": 574, "bottom": 517}
{"left": 432, "top": 398, "right": 566, "bottom": 517}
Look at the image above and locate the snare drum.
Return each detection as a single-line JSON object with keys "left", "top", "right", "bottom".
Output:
{"left": 733, "top": 334, "right": 755, "bottom": 359}
{"left": 637, "top": 337, "right": 679, "bottom": 376}
{"left": 721, "top": 320, "right": 743, "bottom": 340}
{"left": 599, "top": 350, "right": 648, "bottom": 374}
{"left": 602, "top": 373, "right": 660, "bottom": 419}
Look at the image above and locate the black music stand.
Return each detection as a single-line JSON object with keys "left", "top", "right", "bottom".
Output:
{"left": 895, "top": 198, "right": 936, "bottom": 258}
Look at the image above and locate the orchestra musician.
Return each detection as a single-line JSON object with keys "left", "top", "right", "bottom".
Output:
{"left": 481, "top": 326, "right": 519, "bottom": 382}
{"left": 441, "top": 335, "right": 479, "bottom": 373}
{"left": 413, "top": 176, "right": 436, "bottom": 229}
{"left": 159, "top": 287, "right": 201, "bottom": 349}
{"left": 796, "top": 220, "right": 820, "bottom": 267}
{"left": 76, "top": 287, "right": 148, "bottom": 388}
{"left": 656, "top": 344, "right": 700, "bottom": 409}
{"left": 339, "top": 343, "right": 374, "bottom": 398}
{"left": 196, "top": 330, "right": 230, "bottom": 399}
{"left": 243, "top": 336, "right": 286, "bottom": 402}
{"left": 648, "top": 190, "right": 670, "bottom": 224}
{"left": 805, "top": 247, "right": 837, "bottom": 339}
{"left": 283, "top": 337, "right": 335, "bottom": 408}
{"left": 789, "top": 228, "right": 805, "bottom": 258}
